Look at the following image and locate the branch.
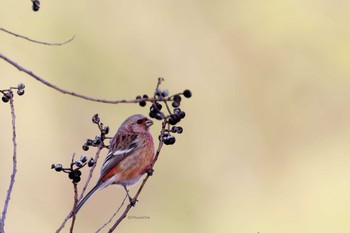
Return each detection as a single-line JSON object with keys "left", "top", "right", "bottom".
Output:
{"left": 0, "top": 27, "right": 75, "bottom": 46}
{"left": 68, "top": 154, "right": 79, "bottom": 233}
{"left": 95, "top": 194, "right": 127, "bottom": 233}
{"left": 55, "top": 145, "right": 104, "bottom": 233}
{"left": 79, "top": 145, "right": 103, "bottom": 200}
{"left": 107, "top": 120, "right": 166, "bottom": 232}
{"left": 0, "top": 53, "right": 182, "bottom": 104}
{"left": 0, "top": 92, "right": 17, "bottom": 232}
{"left": 69, "top": 183, "right": 78, "bottom": 233}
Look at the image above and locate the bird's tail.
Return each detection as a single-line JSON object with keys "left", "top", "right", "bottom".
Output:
{"left": 69, "top": 182, "right": 102, "bottom": 218}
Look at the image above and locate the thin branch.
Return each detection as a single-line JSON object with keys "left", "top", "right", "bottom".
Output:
{"left": 0, "top": 93, "right": 17, "bottom": 233}
{"left": 0, "top": 27, "right": 75, "bottom": 46}
{"left": 0, "top": 52, "right": 180, "bottom": 104}
{"left": 95, "top": 194, "right": 128, "bottom": 233}
{"left": 107, "top": 120, "right": 166, "bottom": 232}
{"left": 79, "top": 145, "right": 103, "bottom": 200}
{"left": 55, "top": 145, "right": 103, "bottom": 233}
{"left": 69, "top": 183, "right": 78, "bottom": 233}
{"left": 69, "top": 154, "right": 79, "bottom": 233}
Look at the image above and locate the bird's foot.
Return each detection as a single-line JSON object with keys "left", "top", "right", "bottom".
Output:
{"left": 129, "top": 197, "right": 138, "bottom": 207}
{"left": 145, "top": 168, "right": 154, "bottom": 176}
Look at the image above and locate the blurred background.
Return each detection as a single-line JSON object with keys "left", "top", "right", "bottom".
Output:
{"left": 1, "top": 0, "right": 350, "bottom": 232}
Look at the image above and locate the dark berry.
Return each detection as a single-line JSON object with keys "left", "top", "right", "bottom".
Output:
{"left": 2, "top": 95, "right": 9, "bottom": 103}
{"left": 155, "top": 89, "right": 161, "bottom": 96}
{"left": 179, "top": 111, "right": 186, "bottom": 119}
{"left": 183, "top": 89, "right": 192, "bottom": 98}
{"left": 86, "top": 139, "right": 93, "bottom": 146}
{"left": 17, "top": 89, "right": 25, "bottom": 96}
{"left": 161, "top": 89, "right": 169, "bottom": 97}
{"left": 154, "top": 112, "right": 163, "bottom": 120}
{"left": 164, "top": 135, "right": 176, "bottom": 145}
{"left": 136, "top": 95, "right": 142, "bottom": 100}
{"left": 150, "top": 103, "right": 162, "bottom": 111}
{"left": 68, "top": 172, "right": 75, "bottom": 179}
{"left": 73, "top": 176, "right": 81, "bottom": 183}
{"left": 173, "top": 108, "right": 181, "bottom": 114}
{"left": 82, "top": 144, "right": 89, "bottom": 151}
{"left": 149, "top": 111, "right": 156, "bottom": 119}
{"left": 32, "top": 0, "right": 40, "bottom": 11}
{"left": 51, "top": 164, "right": 63, "bottom": 172}
{"left": 75, "top": 170, "right": 82, "bottom": 177}
{"left": 92, "top": 114, "right": 100, "bottom": 124}
{"left": 173, "top": 95, "right": 181, "bottom": 102}
{"left": 80, "top": 155, "right": 88, "bottom": 163}
{"left": 172, "top": 101, "right": 180, "bottom": 108}
{"left": 171, "top": 126, "right": 178, "bottom": 133}
{"left": 168, "top": 114, "right": 181, "bottom": 125}
{"left": 17, "top": 83, "right": 25, "bottom": 89}
{"left": 171, "top": 126, "right": 183, "bottom": 134}
{"left": 139, "top": 100, "right": 146, "bottom": 107}
{"left": 75, "top": 161, "right": 83, "bottom": 168}
{"left": 142, "top": 94, "right": 149, "bottom": 99}
{"left": 88, "top": 158, "right": 95, "bottom": 167}
{"left": 155, "top": 102, "right": 162, "bottom": 110}
{"left": 69, "top": 170, "right": 82, "bottom": 179}
{"left": 94, "top": 135, "right": 101, "bottom": 144}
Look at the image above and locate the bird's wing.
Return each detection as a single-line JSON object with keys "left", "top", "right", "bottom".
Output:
{"left": 99, "top": 133, "right": 139, "bottom": 181}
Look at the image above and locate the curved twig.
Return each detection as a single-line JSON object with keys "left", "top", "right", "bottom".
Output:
{"left": 95, "top": 194, "right": 128, "bottom": 233}
{"left": 0, "top": 53, "right": 181, "bottom": 105}
{"left": 0, "top": 27, "right": 75, "bottom": 46}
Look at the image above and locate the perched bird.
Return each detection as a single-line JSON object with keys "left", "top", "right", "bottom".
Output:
{"left": 73, "top": 114, "right": 155, "bottom": 214}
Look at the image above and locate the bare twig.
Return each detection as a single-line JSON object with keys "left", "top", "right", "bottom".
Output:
{"left": 79, "top": 145, "right": 103, "bottom": 200}
{"left": 0, "top": 93, "right": 17, "bottom": 233}
{"left": 69, "top": 154, "right": 79, "bottom": 233}
{"left": 95, "top": 194, "right": 128, "bottom": 233}
{"left": 0, "top": 53, "right": 181, "bottom": 104}
{"left": 0, "top": 27, "right": 75, "bottom": 46}
{"left": 107, "top": 120, "right": 166, "bottom": 232}
{"left": 69, "top": 183, "right": 78, "bottom": 233}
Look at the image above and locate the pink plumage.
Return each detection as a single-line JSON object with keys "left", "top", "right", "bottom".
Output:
{"left": 74, "top": 114, "right": 155, "bottom": 214}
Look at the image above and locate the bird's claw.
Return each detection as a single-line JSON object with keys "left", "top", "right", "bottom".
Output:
{"left": 129, "top": 197, "right": 138, "bottom": 207}
{"left": 145, "top": 168, "right": 154, "bottom": 176}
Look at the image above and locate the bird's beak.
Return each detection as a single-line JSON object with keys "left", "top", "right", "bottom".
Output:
{"left": 145, "top": 119, "right": 153, "bottom": 128}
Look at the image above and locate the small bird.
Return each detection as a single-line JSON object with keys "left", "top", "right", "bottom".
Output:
{"left": 73, "top": 114, "right": 155, "bottom": 215}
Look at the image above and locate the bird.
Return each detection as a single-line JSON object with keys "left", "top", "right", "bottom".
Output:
{"left": 72, "top": 114, "right": 155, "bottom": 215}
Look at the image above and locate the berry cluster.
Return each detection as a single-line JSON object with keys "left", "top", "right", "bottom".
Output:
{"left": 1, "top": 83, "right": 26, "bottom": 103}
{"left": 82, "top": 114, "right": 110, "bottom": 151}
{"left": 135, "top": 78, "right": 192, "bottom": 146}
{"left": 52, "top": 114, "right": 109, "bottom": 183}
{"left": 51, "top": 155, "right": 95, "bottom": 183}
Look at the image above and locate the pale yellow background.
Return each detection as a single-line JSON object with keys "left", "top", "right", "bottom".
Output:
{"left": 1, "top": 0, "right": 350, "bottom": 232}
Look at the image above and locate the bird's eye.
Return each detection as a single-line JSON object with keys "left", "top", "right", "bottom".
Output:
{"left": 136, "top": 119, "right": 143, "bottom": 124}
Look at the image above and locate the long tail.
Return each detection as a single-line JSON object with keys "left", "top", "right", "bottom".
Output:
{"left": 69, "top": 182, "right": 102, "bottom": 217}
